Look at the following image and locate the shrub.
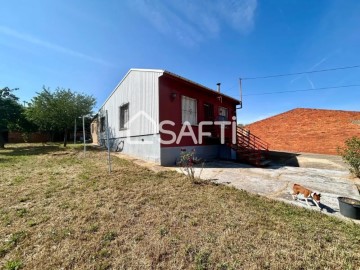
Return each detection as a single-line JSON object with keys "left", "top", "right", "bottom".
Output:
{"left": 338, "top": 136, "right": 360, "bottom": 178}
{"left": 177, "top": 149, "right": 204, "bottom": 183}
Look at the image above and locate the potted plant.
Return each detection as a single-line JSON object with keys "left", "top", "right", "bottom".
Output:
{"left": 338, "top": 197, "right": 360, "bottom": 220}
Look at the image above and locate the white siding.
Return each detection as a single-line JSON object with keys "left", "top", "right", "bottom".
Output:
{"left": 98, "top": 70, "right": 162, "bottom": 164}
{"left": 100, "top": 70, "right": 162, "bottom": 137}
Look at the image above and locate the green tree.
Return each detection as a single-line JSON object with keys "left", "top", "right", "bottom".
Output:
{"left": 26, "top": 87, "right": 96, "bottom": 147}
{"left": 0, "top": 87, "right": 23, "bottom": 148}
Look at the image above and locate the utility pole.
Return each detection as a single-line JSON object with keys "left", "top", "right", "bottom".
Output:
{"left": 82, "top": 115, "right": 86, "bottom": 156}
{"left": 239, "top": 78, "right": 243, "bottom": 109}
{"left": 74, "top": 118, "right": 77, "bottom": 144}
{"left": 106, "top": 110, "right": 111, "bottom": 173}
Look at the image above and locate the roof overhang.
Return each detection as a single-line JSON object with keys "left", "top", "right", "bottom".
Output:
{"left": 162, "top": 71, "right": 240, "bottom": 105}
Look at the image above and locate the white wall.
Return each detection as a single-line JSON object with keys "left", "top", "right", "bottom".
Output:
{"left": 98, "top": 69, "right": 163, "bottom": 163}
{"left": 99, "top": 134, "right": 161, "bottom": 164}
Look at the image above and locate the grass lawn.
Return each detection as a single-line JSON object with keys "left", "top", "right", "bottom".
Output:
{"left": 0, "top": 144, "right": 360, "bottom": 270}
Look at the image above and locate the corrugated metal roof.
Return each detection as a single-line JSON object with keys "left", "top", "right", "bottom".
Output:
{"left": 100, "top": 68, "right": 240, "bottom": 109}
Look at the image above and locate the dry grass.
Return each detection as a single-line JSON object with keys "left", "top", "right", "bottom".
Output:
{"left": 1, "top": 144, "right": 360, "bottom": 270}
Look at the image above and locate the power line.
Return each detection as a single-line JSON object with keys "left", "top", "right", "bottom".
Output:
{"left": 243, "top": 84, "right": 360, "bottom": 96}
{"left": 241, "top": 65, "right": 360, "bottom": 80}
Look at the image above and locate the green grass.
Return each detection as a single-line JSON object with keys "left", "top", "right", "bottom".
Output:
{"left": 3, "top": 259, "right": 22, "bottom": 270}
{"left": 0, "top": 143, "right": 360, "bottom": 269}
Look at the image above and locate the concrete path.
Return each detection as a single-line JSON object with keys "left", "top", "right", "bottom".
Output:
{"left": 188, "top": 161, "right": 360, "bottom": 222}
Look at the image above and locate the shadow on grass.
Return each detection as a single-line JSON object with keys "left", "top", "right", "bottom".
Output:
{"left": 0, "top": 143, "right": 101, "bottom": 159}
{"left": 0, "top": 145, "right": 62, "bottom": 158}
{"left": 0, "top": 144, "right": 103, "bottom": 158}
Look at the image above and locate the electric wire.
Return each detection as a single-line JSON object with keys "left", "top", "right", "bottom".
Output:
{"left": 241, "top": 65, "right": 360, "bottom": 80}
{"left": 243, "top": 84, "right": 360, "bottom": 96}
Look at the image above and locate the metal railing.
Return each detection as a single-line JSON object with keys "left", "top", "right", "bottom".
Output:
{"left": 232, "top": 127, "right": 270, "bottom": 166}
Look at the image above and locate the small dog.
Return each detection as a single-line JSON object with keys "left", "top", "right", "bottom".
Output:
{"left": 292, "top": 184, "right": 321, "bottom": 209}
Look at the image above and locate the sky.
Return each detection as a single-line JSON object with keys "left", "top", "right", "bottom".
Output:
{"left": 0, "top": 0, "right": 359, "bottom": 124}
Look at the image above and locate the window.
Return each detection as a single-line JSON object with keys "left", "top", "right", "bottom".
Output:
{"left": 119, "top": 103, "right": 129, "bottom": 130}
{"left": 100, "top": 117, "right": 105, "bottom": 132}
{"left": 182, "top": 96, "right": 197, "bottom": 125}
{"left": 218, "top": 107, "right": 228, "bottom": 121}
{"left": 203, "top": 103, "right": 214, "bottom": 121}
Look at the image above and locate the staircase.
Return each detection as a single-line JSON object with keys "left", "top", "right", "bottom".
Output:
{"left": 229, "top": 127, "right": 271, "bottom": 167}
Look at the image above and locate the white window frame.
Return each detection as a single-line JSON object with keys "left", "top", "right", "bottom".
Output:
{"left": 218, "top": 106, "right": 228, "bottom": 121}
{"left": 182, "top": 95, "right": 197, "bottom": 125}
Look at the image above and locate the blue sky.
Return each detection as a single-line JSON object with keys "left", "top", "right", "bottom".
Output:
{"left": 1, "top": 0, "right": 359, "bottom": 124}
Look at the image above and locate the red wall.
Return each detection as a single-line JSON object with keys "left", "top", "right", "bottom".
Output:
{"left": 8, "top": 132, "right": 48, "bottom": 143}
{"left": 159, "top": 75, "right": 239, "bottom": 147}
{"left": 245, "top": 108, "right": 360, "bottom": 155}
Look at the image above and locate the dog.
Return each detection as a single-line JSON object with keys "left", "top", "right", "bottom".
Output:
{"left": 292, "top": 184, "right": 321, "bottom": 209}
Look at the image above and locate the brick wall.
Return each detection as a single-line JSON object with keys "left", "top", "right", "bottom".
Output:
{"left": 245, "top": 108, "right": 360, "bottom": 155}
{"left": 8, "top": 132, "right": 48, "bottom": 143}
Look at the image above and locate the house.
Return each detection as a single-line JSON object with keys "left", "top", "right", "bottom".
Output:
{"left": 93, "top": 69, "right": 241, "bottom": 165}
{"left": 245, "top": 108, "right": 360, "bottom": 155}
{"left": 90, "top": 115, "right": 99, "bottom": 145}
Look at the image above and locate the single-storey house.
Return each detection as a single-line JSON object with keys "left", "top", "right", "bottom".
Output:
{"left": 92, "top": 69, "right": 242, "bottom": 165}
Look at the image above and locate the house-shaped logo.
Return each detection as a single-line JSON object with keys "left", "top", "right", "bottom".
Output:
{"left": 124, "top": 110, "right": 158, "bottom": 145}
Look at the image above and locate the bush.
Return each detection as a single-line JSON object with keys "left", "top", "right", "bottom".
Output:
{"left": 338, "top": 136, "right": 360, "bottom": 178}
{"left": 177, "top": 149, "right": 204, "bottom": 183}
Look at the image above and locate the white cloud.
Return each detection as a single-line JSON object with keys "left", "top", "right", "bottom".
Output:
{"left": 217, "top": 0, "right": 257, "bottom": 33}
{"left": 128, "top": 0, "right": 257, "bottom": 46}
{"left": 0, "top": 25, "right": 113, "bottom": 67}
{"left": 290, "top": 56, "right": 329, "bottom": 84}
{"left": 305, "top": 75, "right": 315, "bottom": 89}
{"left": 310, "top": 57, "right": 328, "bottom": 70}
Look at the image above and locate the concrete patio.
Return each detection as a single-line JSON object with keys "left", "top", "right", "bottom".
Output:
{"left": 114, "top": 151, "right": 360, "bottom": 222}
{"left": 188, "top": 156, "right": 360, "bottom": 222}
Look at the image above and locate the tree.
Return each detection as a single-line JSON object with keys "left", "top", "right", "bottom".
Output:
{"left": 26, "top": 87, "right": 96, "bottom": 147}
{"left": 0, "top": 87, "right": 23, "bottom": 149}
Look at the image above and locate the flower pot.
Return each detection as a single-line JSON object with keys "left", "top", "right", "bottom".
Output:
{"left": 338, "top": 197, "right": 360, "bottom": 220}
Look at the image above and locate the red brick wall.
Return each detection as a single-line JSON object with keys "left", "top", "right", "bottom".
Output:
{"left": 8, "top": 132, "right": 48, "bottom": 143}
{"left": 245, "top": 108, "right": 360, "bottom": 155}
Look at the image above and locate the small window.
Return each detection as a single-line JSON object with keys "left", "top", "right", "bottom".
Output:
{"left": 182, "top": 96, "right": 197, "bottom": 125}
{"left": 204, "top": 103, "right": 214, "bottom": 121}
{"left": 119, "top": 103, "right": 129, "bottom": 130}
{"left": 100, "top": 117, "right": 106, "bottom": 132}
{"left": 91, "top": 123, "right": 94, "bottom": 133}
{"left": 218, "top": 107, "right": 228, "bottom": 121}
